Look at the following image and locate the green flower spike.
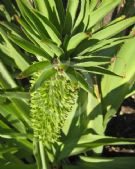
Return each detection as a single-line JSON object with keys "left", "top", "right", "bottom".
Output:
{"left": 30, "top": 71, "right": 78, "bottom": 145}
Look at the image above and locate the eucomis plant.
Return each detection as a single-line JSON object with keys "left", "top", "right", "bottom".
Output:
{"left": 1, "top": 0, "right": 135, "bottom": 169}
{"left": 10, "top": 0, "right": 129, "bottom": 145}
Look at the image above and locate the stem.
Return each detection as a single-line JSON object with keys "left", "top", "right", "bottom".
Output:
{"left": 33, "top": 139, "right": 42, "bottom": 169}
{"left": 39, "top": 141, "right": 49, "bottom": 169}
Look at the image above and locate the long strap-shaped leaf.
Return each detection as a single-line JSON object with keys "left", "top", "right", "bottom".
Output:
{"left": 18, "top": 61, "right": 51, "bottom": 78}
{"left": 102, "top": 37, "right": 135, "bottom": 128}
{"left": 0, "top": 103, "right": 29, "bottom": 132}
{"left": 75, "top": 66, "right": 122, "bottom": 77}
{"left": 17, "top": 17, "right": 40, "bottom": 44}
{"left": 31, "top": 11, "right": 64, "bottom": 57}
{"left": 17, "top": 0, "right": 50, "bottom": 39}
{"left": 9, "top": 34, "right": 52, "bottom": 60}
{"left": 0, "top": 22, "right": 27, "bottom": 39}
{"left": 34, "top": 0, "right": 50, "bottom": 19}
{"left": 46, "top": 0, "right": 64, "bottom": 31}
{"left": 54, "top": 0, "right": 65, "bottom": 28}
{"left": 66, "top": 32, "right": 89, "bottom": 51}
{"left": 15, "top": 2, "right": 39, "bottom": 37}
{"left": 31, "top": 67, "right": 57, "bottom": 91}
{"left": 74, "top": 56, "right": 111, "bottom": 67}
{"left": 34, "top": 0, "right": 65, "bottom": 32}
{"left": 87, "top": 0, "right": 121, "bottom": 30}
{"left": 17, "top": 18, "right": 55, "bottom": 58}
{"left": 66, "top": 67, "right": 90, "bottom": 92}
{"left": 93, "top": 17, "right": 135, "bottom": 40}
{"left": 72, "top": 36, "right": 131, "bottom": 57}
{"left": 64, "top": 157, "right": 135, "bottom": 169}
{"left": 89, "top": 0, "right": 98, "bottom": 12}
{"left": 0, "top": 60, "right": 17, "bottom": 88}
{"left": 0, "top": 27, "right": 29, "bottom": 71}
{"left": 0, "top": 91, "right": 30, "bottom": 101}
{"left": 82, "top": 0, "right": 90, "bottom": 31}
{"left": 16, "top": 1, "right": 64, "bottom": 57}
{"left": 87, "top": 36, "right": 131, "bottom": 53}
{"left": 72, "top": 0, "right": 86, "bottom": 34}
{"left": 75, "top": 55, "right": 111, "bottom": 60}
{"left": 73, "top": 0, "right": 90, "bottom": 33}
{"left": 62, "top": 134, "right": 135, "bottom": 158}
{"left": 33, "top": 10, "right": 61, "bottom": 45}
{"left": 63, "top": 0, "right": 79, "bottom": 35}
{"left": 16, "top": 0, "right": 56, "bottom": 57}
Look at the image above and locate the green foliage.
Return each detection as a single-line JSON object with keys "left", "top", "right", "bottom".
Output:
{"left": 0, "top": 0, "right": 135, "bottom": 169}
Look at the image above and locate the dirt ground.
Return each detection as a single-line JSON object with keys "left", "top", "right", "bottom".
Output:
{"left": 104, "top": 95, "right": 135, "bottom": 157}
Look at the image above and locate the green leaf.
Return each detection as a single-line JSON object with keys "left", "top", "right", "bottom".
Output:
{"left": 81, "top": 156, "right": 135, "bottom": 168}
{"left": 75, "top": 55, "right": 111, "bottom": 60}
{"left": 31, "top": 67, "right": 57, "bottom": 92}
{"left": 0, "top": 21, "right": 26, "bottom": 38}
{"left": 125, "top": 82, "right": 135, "bottom": 98}
{"left": 87, "top": 0, "right": 121, "bottom": 30}
{"left": 0, "top": 147, "right": 18, "bottom": 156}
{"left": 0, "top": 128, "right": 31, "bottom": 139}
{"left": 89, "top": 0, "right": 98, "bottom": 12}
{"left": 101, "top": 37, "right": 135, "bottom": 128}
{"left": 75, "top": 72, "right": 90, "bottom": 92}
{"left": 0, "top": 96, "right": 30, "bottom": 128}
{"left": 0, "top": 27, "right": 29, "bottom": 71}
{"left": 105, "top": 15, "right": 126, "bottom": 27}
{"left": 74, "top": 56, "right": 111, "bottom": 67}
{"left": 0, "top": 164, "right": 36, "bottom": 169}
{"left": 73, "top": 35, "right": 128, "bottom": 56}
{"left": 45, "top": 0, "right": 64, "bottom": 31}
{"left": 17, "top": 17, "right": 57, "bottom": 58}
{"left": 41, "top": 39, "right": 64, "bottom": 57}
{"left": 18, "top": 0, "right": 32, "bottom": 7}
{"left": 78, "top": 36, "right": 131, "bottom": 56}
{"left": 9, "top": 34, "right": 52, "bottom": 60}
{"left": 16, "top": 19, "right": 53, "bottom": 58}
{"left": 72, "top": 0, "right": 85, "bottom": 33}
{"left": 18, "top": 61, "right": 51, "bottom": 78}
{"left": 0, "top": 103, "right": 27, "bottom": 133}
{"left": 34, "top": 0, "right": 50, "bottom": 19}
{"left": 10, "top": 98, "right": 30, "bottom": 126}
{"left": 33, "top": 139, "right": 42, "bottom": 169}
{"left": 33, "top": 10, "right": 62, "bottom": 46}
{"left": 71, "top": 134, "right": 135, "bottom": 156}
{"left": 78, "top": 134, "right": 135, "bottom": 145}
{"left": 63, "top": 156, "right": 135, "bottom": 169}
{"left": 75, "top": 66, "right": 122, "bottom": 77}
{"left": 92, "top": 17, "right": 135, "bottom": 40}
{"left": 16, "top": 17, "right": 40, "bottom": 44}
{"left": 34, "top": 0, "right": 64, "bottom": 31}
{"left": 63, "top": 0, "right": 79, "bottom": 34}
{"left": 54, "top": 0, "right": 65, "bottom": 28}
{"left": 0, "top": 92, "right": 30, "bottom": 101}
{"left": 16, "top": 0, "right": 49, "bottom": 39}
{"left": 15, "top": 2, "right": 63, "bottom": 57}
{"left": 74, "top": 36, "right": 129, "bottom": 58}
{"left": 66, "top": 68, "right": 90, "bottom": 92}
{"left": 82, "top": 0, "right": 90, "bottom": 31}
{"left": 0, "top": 60, "right": 17, "bottom": 89}
{"left": 66, "top": 32, "right": 89, "bottom": 51}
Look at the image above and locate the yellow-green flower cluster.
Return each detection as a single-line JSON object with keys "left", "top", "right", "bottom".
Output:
{"left": 30, "top": 73, "right": 78, "bottom": 145}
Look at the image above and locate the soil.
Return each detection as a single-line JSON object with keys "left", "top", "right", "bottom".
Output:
{"left": 104, "top": 95, "right": 135, "bottom": 157}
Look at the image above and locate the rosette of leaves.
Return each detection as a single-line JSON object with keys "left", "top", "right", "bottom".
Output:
{"left": 5, "top": 0, "right": 135, "bottom": 146}
{"left": 0, "top": 0, "right": 135, "bottom": 169}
